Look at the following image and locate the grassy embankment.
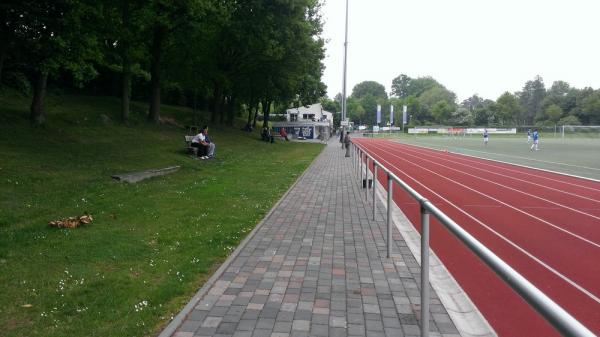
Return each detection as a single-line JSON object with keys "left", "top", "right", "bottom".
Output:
{"left": 0, "top": 91, "right": 323, "bottom": 336}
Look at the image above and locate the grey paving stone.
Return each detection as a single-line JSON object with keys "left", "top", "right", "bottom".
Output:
{"left": 310, "top": 323, "right": 329, "bottom": 337}
{"left": 161, "top": 140, "right": 459, "bottom": 337}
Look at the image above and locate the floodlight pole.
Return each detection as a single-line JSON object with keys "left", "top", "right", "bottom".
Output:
{"left": 341, "top": 0, "right": 349, "bottom": 128}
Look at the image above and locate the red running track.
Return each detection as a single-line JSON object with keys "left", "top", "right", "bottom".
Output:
{"left": 354, "top": 138, "right": 600, "bottom": 337}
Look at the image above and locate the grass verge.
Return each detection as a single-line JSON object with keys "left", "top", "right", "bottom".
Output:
{"left": 0, "top": 91, "right": 323, "bottom": 336}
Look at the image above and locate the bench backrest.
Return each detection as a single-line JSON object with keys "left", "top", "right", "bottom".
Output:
{"left": 184, "top": 135, "right": 194, "bottom": 143}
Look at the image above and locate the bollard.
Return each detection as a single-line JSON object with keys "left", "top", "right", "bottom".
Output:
{"left": 373, "top": 164, "right": 377, "bottom": 220}
{"left": 420, "top": 202, "right": 431, "bottom": 337}
{"left": 387, "top": 174, "right": 393, "bottom": 258}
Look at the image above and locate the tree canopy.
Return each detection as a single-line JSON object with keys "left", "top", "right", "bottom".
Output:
{"left": 1, "top": 0, "right": 327, "bottom": 126}
{"left": 344, "top": 74, "right": 599, "bottom": 127}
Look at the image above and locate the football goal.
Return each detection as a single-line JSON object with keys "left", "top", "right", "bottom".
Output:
{"left": 561, "top": 125, "right": 600, "bottom": 139}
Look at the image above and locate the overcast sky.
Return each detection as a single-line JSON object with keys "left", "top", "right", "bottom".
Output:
{"left": 321, "top": 0, "right": 600, "bottom": 102}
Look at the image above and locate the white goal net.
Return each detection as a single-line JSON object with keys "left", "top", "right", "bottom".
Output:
{"left": 561, "top": 125, "right": 600, "bottom": 138}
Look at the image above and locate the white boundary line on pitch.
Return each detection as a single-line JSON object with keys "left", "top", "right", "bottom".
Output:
{"left": 407, "top": 139, "right": 600, "bottom": 172}
{"left": 361, "top": 143, "right": 600, "bottom": 305}
{"left": 379, "top": 142, "right": 600, "bottom": 222}
{"left": 371, "top": 142, "right": 600, "bottom": 248}
{"left": 384, "top": 142, "right": 600, "bottom": 204}
{"left": 390, "top": 139, "right": 600, "bottom": 187}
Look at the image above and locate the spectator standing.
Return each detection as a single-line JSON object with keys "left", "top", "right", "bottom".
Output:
{"left": 344, "top": 131, "right": 351, "bottom": 157}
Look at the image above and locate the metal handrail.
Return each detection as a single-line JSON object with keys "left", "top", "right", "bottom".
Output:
{"left": 350, "top": 141, "right": 595, "bottom": 337}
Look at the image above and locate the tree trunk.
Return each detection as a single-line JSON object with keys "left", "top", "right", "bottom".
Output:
{"left": 30, "top": 71, "right": 48, "bottom": 125}
{"left": 0, "top": 45, "right": 6, "bottom": 86}
{"left": 120, "top": 1, "right": 132, "bottom": 123}
{"left": 261, "top": 100, "right": 271, "bottom": 128}
{"left": 226, "top": 95, "right": 236, "bottom": 126}
{"left": 192, "top": 88, "right": 198, "bottom": 125}
{"left": 252, "top": 105, "right": 259, "bottom": 128}
{"left": 210, "top": 83, "right": 222, "bottom": 124}
{"left": 219, "top": 95, "right": 226, "bottom": 124}
{"left": 148, "top": 24, "right": 166, "bottom": 124}
{"left": 121, "top": 58, "right": 131, "bottom": 123}
{"left": 246, "top": 105, "right": 253, "bottom": 127}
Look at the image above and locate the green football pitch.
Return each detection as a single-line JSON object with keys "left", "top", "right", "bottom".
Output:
{"left": 362, "top": 133, "right": 600, "bottom": 181}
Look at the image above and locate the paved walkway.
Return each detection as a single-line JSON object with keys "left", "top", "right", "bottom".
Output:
{"left": 162, "top": 139, "right": 460, "bottom": 337}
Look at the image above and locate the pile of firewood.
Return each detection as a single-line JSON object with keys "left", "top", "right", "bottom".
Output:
{"left": 48, "top": 214, "right": 93, "bottom": 228}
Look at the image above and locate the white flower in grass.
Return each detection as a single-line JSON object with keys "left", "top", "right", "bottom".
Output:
{"left": 134, "top": 300, "right": 149, "bottom": 312}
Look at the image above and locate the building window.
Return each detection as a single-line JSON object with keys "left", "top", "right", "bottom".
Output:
{"left": 290, "top": 114, "right": 297, "bottom": 122}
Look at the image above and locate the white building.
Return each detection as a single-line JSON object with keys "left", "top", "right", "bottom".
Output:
{"left": 272, "top": 103, "right": 333, "bottom": 140}
{"left": 285, "top": 103, "right": 333, "bottom": 123}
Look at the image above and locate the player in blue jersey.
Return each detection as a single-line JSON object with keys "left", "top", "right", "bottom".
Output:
{"left": 483, "top": 128, "right": 489, "bottom": 146}
{"left": 530, "top": 129, "right": 539, "bottom": 151}
{"left": 527, "top": 128, "right": 532, "bottom": 143}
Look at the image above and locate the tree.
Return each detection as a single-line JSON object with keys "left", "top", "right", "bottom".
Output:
{"left": 580, "top": 90, "right": 600, "bottom": 124}
{"left": 391, "top": 74, "right": 411, "bottom": 98}
{"left": 100, "top": 0, "right": 148, "bottom": 123}
{"left": 0, "top": 1, "right": 22, "bottom": 86}
{"left": 11, "top": 0, "right": 102, "bottom": 125}
{"left": 558, "top": 115, "right": 581, "bottom": 125}
{"left": 351, "top": 81, "right": 387, "bottom": 100}
{"left": 519, "top": 75, "right": 546, "bottom": 125}
{"left": 450, "top": 107, "right": 472, "bottom": 126}
{"left": 495, "top": 92, "right": 520, "bottom": 125}
{"left": 146, "top": 0, "right": 198, "bottom": 124}
{"left": 406, "top": 76, "right": 441, "bottom": 97}
{"left": 431, "top": 101, "right": 452, "bottom": 123}
{"left": 544, "top": 104, "right": 563, "bottom": 123}
{"left": 418, "top": 86, "right": 456, "bottom": 120}
{"left": 460, "top": 94, "right": 485, "bottom": 112}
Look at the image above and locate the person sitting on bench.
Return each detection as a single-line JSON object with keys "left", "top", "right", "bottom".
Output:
{"left": 279, "top": 127, "right": 289, "bottom": 141}
{"left": 191, "top": 126, "right": 216, "bottom": 159}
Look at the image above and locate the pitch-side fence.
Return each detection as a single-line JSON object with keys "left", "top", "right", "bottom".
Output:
{"left": 350, "top": 141, "right": 595, "bottom": 337}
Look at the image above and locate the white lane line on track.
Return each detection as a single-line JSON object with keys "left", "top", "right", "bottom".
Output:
{"left": 364, "top": 141, "right": 600, "bottom": 249}
{"left": 387, "top": 142, "right": 600, "bottom": 204}
{"left": 399, "top": 140, "right": 600, "bottom": 192}
{"left": 377, "top": 142, "right": 600, "bottom": 223}
{"left": 358, "top": 141, "right": 600, "bottom": 305}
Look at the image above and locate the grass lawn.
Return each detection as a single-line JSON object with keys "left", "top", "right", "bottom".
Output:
{"left": 0, "top": 91, "right": 323, "bottom": 336}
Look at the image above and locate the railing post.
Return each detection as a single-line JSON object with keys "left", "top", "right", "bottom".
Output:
{"left": 352, "top": 145, "right": 355, "bottom": 171}
{"left": 373, "top": 164, "right": 377, "bottom": 220}
{"left": 365, "top": 156, "right": 369, "bottom": 199}
{"left": 359, "top": 151, "right": 363, "bottom": 182}
{"left": 356, "top": 149, "right": 360, "bottom": 180}
{"left": 420, "top": 201, "right": 431, "bottom": 337}
{"left": 355, "top": 147, "right": 358, "bottom": 178}
{"left": 386, "top": 174, "right": 393, "bottom": 258}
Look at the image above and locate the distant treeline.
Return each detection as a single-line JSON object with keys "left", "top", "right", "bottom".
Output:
{"left": 321, "top": 75, "right": 600, "bottom": 127}
{"left": 0, "top": 0, "right": 327, "bottom": 126}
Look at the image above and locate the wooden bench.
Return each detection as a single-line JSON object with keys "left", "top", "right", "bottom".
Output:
{"left": 184, "top": 135, "right": 198, "bottom": 156}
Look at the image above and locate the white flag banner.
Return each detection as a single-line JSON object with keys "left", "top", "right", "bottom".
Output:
{"left": 376, "top": 105, "right": 381, "bottom": 124}
{"left": 402, "top": 105, "right": 408, "bottom": 124}
{"left": 390, "top": 105, "right": 394, "bottom": 125}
